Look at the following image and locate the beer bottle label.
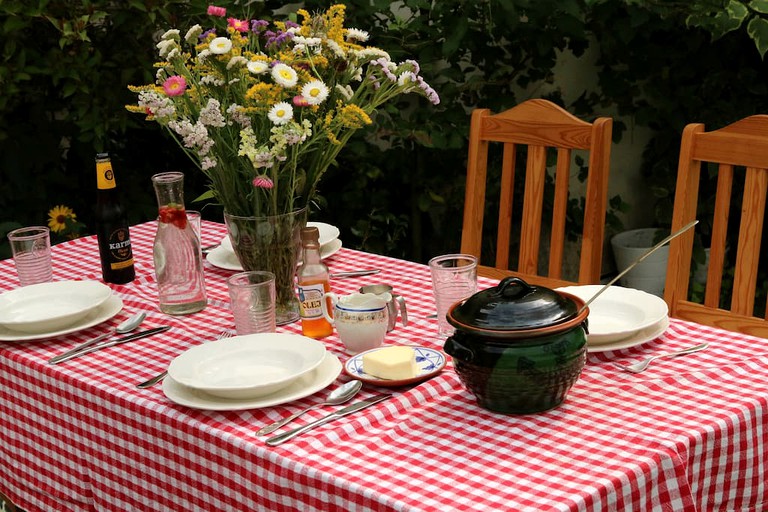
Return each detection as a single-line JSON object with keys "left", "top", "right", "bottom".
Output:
{"left": 108, "top": 227, "right": 133, "bottom": 269}
{"left": 298, "top": 283, "right": 325, "bottom": 319}
{"left": 96, "top": 160, "right": 117, "bottom": 190}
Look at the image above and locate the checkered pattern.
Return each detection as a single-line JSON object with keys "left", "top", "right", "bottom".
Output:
{"left": 1, "top": 221, "right": 767, "bottom": 511}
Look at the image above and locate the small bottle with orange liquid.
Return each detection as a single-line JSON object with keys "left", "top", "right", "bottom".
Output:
{"left": 297, "top": 227, "right": 333, "bottom": 338}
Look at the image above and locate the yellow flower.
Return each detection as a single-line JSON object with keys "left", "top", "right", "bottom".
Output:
{"left": 47, "top": 205, "right": 76, "bottom": 234}
{"left": 338, "top": 104, "right": 372, "bottom": 128}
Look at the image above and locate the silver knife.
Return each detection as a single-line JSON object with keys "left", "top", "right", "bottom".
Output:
{"left": 265, "top": 394, "right": 392, "bottom": 446}
{"left": 329, "top": 269, "right": 381, "bottom": 279}
{"left": 49, "top": 326, "right": 171, "bottom": 365}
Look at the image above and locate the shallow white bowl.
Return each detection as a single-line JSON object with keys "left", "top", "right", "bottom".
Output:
{"left": 307, "top": 222, "right": 340, "bottom": 246}
{"left": 167, "top": 333, "right": 327, "bottom": 399}
{"left": 0, "top": 280, "right": 113, "bottom": 334}
{"left": 557, "top": 285, "right": 669, "bottom": 345}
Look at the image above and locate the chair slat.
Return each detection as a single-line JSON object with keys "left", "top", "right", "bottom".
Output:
{"left": 703, "top": 164, "right": 733, "bottom": 308}
{"left": 548, "top": 148, "right": 572, "bottom": 280}
{"left": 730, "top": 167, "right": 767, "bottom": 315}
{"left": 519, "top": 145, "right": 547, "bottom": 276}
{"left": 495, "top": 143, "right": 516, "bottom": 269}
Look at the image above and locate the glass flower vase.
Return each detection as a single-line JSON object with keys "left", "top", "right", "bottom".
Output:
{"left": 224, "top": 208, "right": 307, "bottom": 325}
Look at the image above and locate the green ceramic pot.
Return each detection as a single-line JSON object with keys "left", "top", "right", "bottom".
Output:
{"left": 444, "top": 277, "right": 588, "bottom": 414}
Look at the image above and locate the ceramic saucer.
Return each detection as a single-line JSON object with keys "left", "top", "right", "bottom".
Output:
{"left": 344, "top": 346, "right": 446, "bottom": 387}
{"left": 0, "top": 294, "right": 123, "bottom": 342}
{"left": 162, "top": 353, "right": 342, "bottom": 411}
{"left": 587, "top": 316, "right": 670, "bottom": 353}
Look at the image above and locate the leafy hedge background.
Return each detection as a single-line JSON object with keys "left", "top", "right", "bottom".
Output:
{"left": 2, "top": 0, "right": 768, "bottom": 269}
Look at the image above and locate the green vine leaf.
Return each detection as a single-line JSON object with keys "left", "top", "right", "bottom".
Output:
{"left": 747, "top": 16, "right": 768, "bottom": 57}
{"left": 726, "top": 0, "right": 750, "bottom": 19}
{"left": 749, "top": 0, "right": 768, "bottom": 14}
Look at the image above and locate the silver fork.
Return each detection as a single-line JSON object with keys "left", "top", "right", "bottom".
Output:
{"left": 136, "top": 331, "right": 233, "bottom": 388}
{"left": 611, "top": 342, "right": 709, "bottom": 374}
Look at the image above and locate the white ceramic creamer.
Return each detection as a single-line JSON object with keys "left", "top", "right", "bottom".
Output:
{"left": 322, "top": 292, "right": 390, "bottom": 354}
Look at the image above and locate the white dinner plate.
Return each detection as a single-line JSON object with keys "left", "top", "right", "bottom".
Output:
{"left": 162, "top": 352, "right": 342, "bottom": 411}
{"left": 587, "top": 316, "right": 670, "bottom": 353}
{"left": 0, "top": 280, "right": 113, "bottom": 334}
{"left": 167, "top": 333, "right": 327, "bottom": 399}
{"left": 344, "top": 346, "right": 447, "bottom": 387}
{"left": 207, "top": 238, "right": 342, "bottom": 271}
{"left": 557, "top": 285, "right": 668, "bottom": 345}
{"left": 320, "top": 238, "right": 342, "bottom": 260}
{"left": 206, "top": 245, "right": 242, "bottom": 271}
{"left": 219, "top": 223, "right": 338, "bottom": 251}
{"left": 0, "top": 294, "right": 123, "bottom": 342}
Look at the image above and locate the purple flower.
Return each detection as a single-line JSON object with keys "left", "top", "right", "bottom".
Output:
{"left": 200, "top": 28, "right": 217, "bottom": 40}
{"left": 251, "top": 20, "right": 269, "bottom": 33}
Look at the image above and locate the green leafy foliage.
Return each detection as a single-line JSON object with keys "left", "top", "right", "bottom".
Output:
{"left": 2, "top": 0, "right": 768, "bottom": 270}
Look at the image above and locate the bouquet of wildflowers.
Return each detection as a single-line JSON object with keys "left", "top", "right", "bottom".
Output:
{"left": 127, "top": 4, "right": 439, "bottom": 218}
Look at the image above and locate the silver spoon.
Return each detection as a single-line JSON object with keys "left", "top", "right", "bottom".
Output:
{"left": 612, "top": 342, "right": 709, "bottom": 374}
{"left": 49, "top": 311, "right": 147, "bottom": 364}
{"left": 255, "top": 380, "right": 363, "bottom": 435}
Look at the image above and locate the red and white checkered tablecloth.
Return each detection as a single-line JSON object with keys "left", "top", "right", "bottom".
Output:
{"left": 1, "top": 221, "right": 767, "bottom": 511}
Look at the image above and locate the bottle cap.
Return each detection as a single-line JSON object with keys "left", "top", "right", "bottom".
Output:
{"left": 95, "top": 152, "right": 110, "bottom": 160}
{"left": 300, "top": 227, "right": 320, "bottom": 245}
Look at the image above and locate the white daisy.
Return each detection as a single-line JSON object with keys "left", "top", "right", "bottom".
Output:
{"left": 397, "top": 72, "right": 416, "bottom": 87}
{"left": 301, "top": 80, "right": 329, "bottom": 105}
{"left": 271, "top": 63, "right": 298, "bottom": 88}
{"left": 209, "top": 37, "right": 232, "bottom": 55}
{"left": 345, "top": 28, "right": 369, "bottom": 42}
{"left": 247, "top": 61, "right": 269, "bottom": 75}
{"left": 268, "top": 102, "right": 294, "bottom": 125}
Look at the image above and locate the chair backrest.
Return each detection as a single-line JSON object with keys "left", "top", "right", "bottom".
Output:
{"left": 665, "top": 116, "right": 768, "bottom": 338}
{"left": 460, "top": 99, "right": 613, "bottom": 287}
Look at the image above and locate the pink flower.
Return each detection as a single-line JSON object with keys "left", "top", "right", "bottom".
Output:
{"left": 207, "top": 5, "right": 226, "bottom": 17}
{"left": 292, "top": 95, "right": 310, "bottom": 107}
{"left": 228, "top": 17, "right": 250, "bottom": 32}
{"left": 252, "top": 176, "right": 274, "bottom": 189}
{"left": 162, "top": 76, "right": 187, "bottom": 97}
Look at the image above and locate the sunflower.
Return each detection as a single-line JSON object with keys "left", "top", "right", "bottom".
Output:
{"left": 47, "top": 205, "right": 76, "bottom": 234}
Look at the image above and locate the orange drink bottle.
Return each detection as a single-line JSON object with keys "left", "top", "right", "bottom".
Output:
{"left": 297, "top": 227, "right": 333, "bottom": 338}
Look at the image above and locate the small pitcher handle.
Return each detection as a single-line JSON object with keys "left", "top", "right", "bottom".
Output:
{"left": 321, "top": 292, "right": 338, "bottom": 325}
{"left": 394, "top": 294, "right": 408, "bottom": 327}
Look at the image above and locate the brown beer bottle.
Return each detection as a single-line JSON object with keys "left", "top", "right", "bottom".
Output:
{"left": 95, "top": 153, "right": 135, "bottom": 284}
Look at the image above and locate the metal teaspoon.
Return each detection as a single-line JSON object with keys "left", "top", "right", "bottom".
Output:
{"left": 49, "top": 311, "right": 147, "bottom": 364}
{"left": 255, "top": 380, "right": 363, "bottom": 435}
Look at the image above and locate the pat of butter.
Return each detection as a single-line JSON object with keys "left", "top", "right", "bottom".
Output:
{"left": 362, "top": 346, "right": 418, "bottom": 380}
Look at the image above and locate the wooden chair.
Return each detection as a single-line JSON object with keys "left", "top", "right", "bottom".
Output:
{"left": 460, "top": 99, "right": 613, "bottom": 288}
{"left": 664, "top": 116, "right": 768, "bottom": 338}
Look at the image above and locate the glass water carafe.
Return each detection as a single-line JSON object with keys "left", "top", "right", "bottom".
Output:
{"left": 151, "top": 172, "right": 207, "bottom": 315}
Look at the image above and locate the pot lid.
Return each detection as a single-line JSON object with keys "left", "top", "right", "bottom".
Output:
{"left": 447, "top": 276, "right": 579, "bottom": 332}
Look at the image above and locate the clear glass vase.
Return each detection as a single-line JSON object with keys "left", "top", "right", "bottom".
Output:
{"left": 224, "top": 208, "right": 307, "bottom": 325}
{"left": 151, "top": 172, "right": 207, "bottom": 315}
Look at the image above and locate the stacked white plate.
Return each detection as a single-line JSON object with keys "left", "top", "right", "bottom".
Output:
{"left": 163, "top": 333, "right": 342, "bottom": 410}
{"left": 557, "top": 285, "right": 670, "bottom": 353}
{"left": 0, "top": 280, "right": 123, "bottom": 341}
{"left": 206, "top": 221, "right": 342, "bottom": 271}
